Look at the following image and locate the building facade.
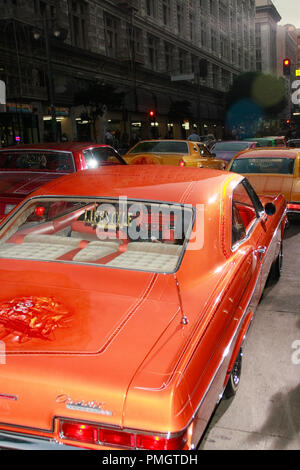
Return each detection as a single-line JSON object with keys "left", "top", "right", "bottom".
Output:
{"left": 277, "top": 24, "right": 297, "bottom": 78}
{"left": 0, "top": 0, "right": 256, "bottom": 147}
{"left": 255, "top": 0, "right": 281, "bottom": 74}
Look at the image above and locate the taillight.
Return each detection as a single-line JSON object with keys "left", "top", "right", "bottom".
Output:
{"left": 61, "top": 421, "right": 98, "bottom": 444}
{"left": 100, "top": 428, "right": 135, "bottom": 447}
{"left": 179, "top": 160, "right": 185, "bottom": 167}
{"left": 35, "top": 206, "right": 46, "bottom": 217}
{"left": 59, "top": 419, "right": 187, "bottom": 449}
{"left": 136, "top": 432, "right": 187, "bottom": 450}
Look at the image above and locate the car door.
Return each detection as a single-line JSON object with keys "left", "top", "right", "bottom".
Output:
{"left": 241, "top": 178, "right": 280, "bottom": 297}
{"left": 231, "top": 179, "right": 266, "bottom": 308}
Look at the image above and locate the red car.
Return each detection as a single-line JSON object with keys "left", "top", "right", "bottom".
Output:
{"left": 0, "top": 142, "right": 126, "bottom": 218}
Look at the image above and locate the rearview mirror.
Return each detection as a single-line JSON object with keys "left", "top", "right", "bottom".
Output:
{"left": 265, "top": 202, "right": 276, "bottom": 216}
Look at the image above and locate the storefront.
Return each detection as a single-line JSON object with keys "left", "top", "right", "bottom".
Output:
{"left": 0, "top": 103, "right": 39, "bottom": 147}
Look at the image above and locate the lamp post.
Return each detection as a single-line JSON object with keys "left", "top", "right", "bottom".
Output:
{"left": 33, "top": 15, "right": 65, "bottom": 142}
{"left": 41, "top": 15, "right": 56, "bottom": 141}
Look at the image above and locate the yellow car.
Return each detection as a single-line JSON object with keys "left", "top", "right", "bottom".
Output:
{"left": 228, "top": 147, "right": 300, "bottom": 215}
{"left": 123, "top": 139, "right": 227, "bottom": 170}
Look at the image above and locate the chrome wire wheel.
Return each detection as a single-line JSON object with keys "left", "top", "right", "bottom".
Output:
{"left": 224, "top": 348, "right": 243, "bottom": 399}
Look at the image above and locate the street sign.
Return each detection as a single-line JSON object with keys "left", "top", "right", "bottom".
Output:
{"left": 171, "top": 73, "right": 195, "bottom": 82}
{"left": 0, "top": 80, "right": 5, "bottom": 105}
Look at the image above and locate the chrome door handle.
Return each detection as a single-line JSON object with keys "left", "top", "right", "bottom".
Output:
{"left": 256, "top": 246, "right": 266, "bottom": 258}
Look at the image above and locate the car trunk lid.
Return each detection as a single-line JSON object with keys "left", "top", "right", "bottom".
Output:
{"left": 0, "top": 262, "right": 179, "bottom": 430}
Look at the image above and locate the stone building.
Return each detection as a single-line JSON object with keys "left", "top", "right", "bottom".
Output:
{"left": 255, "top": 0, "right": 281, "bottom": 74}
{"left": 0, "top": 0, "right": 257, "bottom": 146}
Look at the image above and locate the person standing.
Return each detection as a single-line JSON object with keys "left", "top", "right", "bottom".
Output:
{"left": 105, "top": 129, "right": 114, "bottom": 146}
{"left": 187, "top": 131, "right": 200, "bottom": 141}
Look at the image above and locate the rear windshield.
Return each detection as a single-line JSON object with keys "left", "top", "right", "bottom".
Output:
{"left": 0, "top": 197, "right": 194, "bottom": 273}
{"left": 212, "top": 142, "right": 250, "bottom": 151}
{"left": 82, "top": 147, "right": 125, "bottom": 168}
{"left": 0, "top": 151, "right": 75, "bottom": 172}
{"left": 231, "top": 157, "right": 295, "bottom": 175}
{"left": 128, "top": 141, "right": 189, "bottom": 154}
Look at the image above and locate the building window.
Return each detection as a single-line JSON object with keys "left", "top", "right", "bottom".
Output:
{"left": 177, "top": 2, "right": 184, "bottom": 34}
{"left": 147, "top": 34, "right": 159, "bottom": 70}
{"left": 201, "top": 21, "right": 207, "bottom": 48}
{"left": 212, "top": 65, "right": 219, "bottom": 89}
{"left": 127, "top": 25, "right": 143, "bottom": 57}
{"left": 104, "top": 14, "right": 120, "bottom": 58}
{"left": 146, "top": 0, "right": 156, "bottom": 17}
{"left": 189, "top": 12, "right": 196, "bottom": 42}
{"left": 162, "top": 0, "right": 171, "bottom": 26}
{"left": 220, "top": 35, "right": 230, "bottom": 61}
{"left": 70, "top": 0, "right": 88, "bottom": 49}
{"left": 211, "top": 30, "right": 218, "bottom": 53}
{"left": 178, "top": 49, "right": 187, "bottom": 74}
{"left": 164, "top": 42, "right": 174, "bottom": 73}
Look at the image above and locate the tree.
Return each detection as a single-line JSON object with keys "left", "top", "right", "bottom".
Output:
{"left": 74, "top": 83, "right": 124, "bottom": 142}
{"left": 225, "top": 72, "right": 287, "bottom": 137}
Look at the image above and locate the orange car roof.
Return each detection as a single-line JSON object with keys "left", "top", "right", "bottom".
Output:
{"left": 31, "top": 165, "right": 238, "bottom": 205}
{"left": 234, "top": 148, "right": 299, "bottom": 159}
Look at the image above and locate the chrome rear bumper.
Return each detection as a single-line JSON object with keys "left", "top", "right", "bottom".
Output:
{"left": 0, "top": 430, "right": 80, "bottom": 450}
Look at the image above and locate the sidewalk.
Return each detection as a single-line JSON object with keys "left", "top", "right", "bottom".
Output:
{"left": 199, "top": 219, "right": 300, "bottom": 450}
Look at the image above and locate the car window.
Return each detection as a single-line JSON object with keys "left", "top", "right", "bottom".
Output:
{"left": 231, "top": 157, "right": 295, "bottom": 175}
{"left": 82, "top": 147, "right": 125, "bottom": 168}
{"left": 0, "top": 197, "right": 194, "bottom": 274}
{"left": 231, "top": 181, "right": 258, "bottom": 245}
{"left": 0, "top": 151, "right": 75, "bottom": 172}
{"left": 128, "top": 141, "right": 189, "bottom": 154}
{"left": 232, "top": 203, "right": 246, "bottom": 246}
{"left": 212, "top": 142, "right": 250, "bottom": 151}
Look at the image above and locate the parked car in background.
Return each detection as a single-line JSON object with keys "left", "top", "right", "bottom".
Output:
{"left": 0, "top": 142, "right": 126, "bottom": 218}
{"left": 287, "top": 139, "right": 300, "bottom": 148}
{"left": 199, "top": 134, "right": 216, "bottom": 149}
{"left": 210, "top": 140, "right": 258, "bottom": 163}
{"left": 228, "top": 148, "right": 300, "bottom": 215}
{"left": 0, "top": 165, "right": 286, "bottom": 450}
{"left": 245, "top": 136, "right": 286, "bottom": 148}
{"left": 123, "top": 139, "right": 226, "bottom": 169}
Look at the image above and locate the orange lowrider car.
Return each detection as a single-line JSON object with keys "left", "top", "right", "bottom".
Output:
{"left": 0, "top": 166, "right": 286, "bottom": 450}
{"left": 228, "top": 148, "right": 300, "bottom": 215}
{"left": 123, "top": 139, "right": 227, "bottom": 169}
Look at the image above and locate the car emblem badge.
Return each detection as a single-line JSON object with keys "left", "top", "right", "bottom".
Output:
{"left": 56, "top": 394, "right": 113, "bottom": 416}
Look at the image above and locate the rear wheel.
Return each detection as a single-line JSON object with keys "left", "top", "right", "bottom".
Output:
{"left": 224, "top": 348, "right": 243, "bottom": 399}
{"left": 269, "top": 242, "right": 283, "bottom": 282}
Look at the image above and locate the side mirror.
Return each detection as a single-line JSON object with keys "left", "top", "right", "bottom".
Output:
{"left": 265, "top": 202, "right": 276, "bottom": 216}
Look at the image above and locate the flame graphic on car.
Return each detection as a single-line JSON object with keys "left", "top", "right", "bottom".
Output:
{"left": 0, "top": 296, "right": 71, "bottom": 343}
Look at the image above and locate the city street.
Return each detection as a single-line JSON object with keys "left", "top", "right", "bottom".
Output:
{"left": 199, "top": 219, "right": 300, "bottom": 450}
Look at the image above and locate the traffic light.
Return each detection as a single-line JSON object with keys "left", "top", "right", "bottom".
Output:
{"left": 283, "top": 58, "right": 291, "bottom": 76}
{"left": 148, "top": 109, "right": 156, "bottom": 119}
